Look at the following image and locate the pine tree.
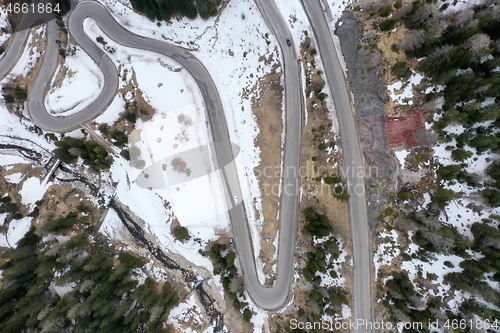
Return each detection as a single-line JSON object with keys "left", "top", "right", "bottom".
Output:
{"left": 0, "top": 227, "right": 41, "bottom": 331}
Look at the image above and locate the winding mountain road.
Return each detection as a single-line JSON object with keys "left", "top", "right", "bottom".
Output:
{"left": 0, "top": 0, "right": 302, "bottom": 311}
{"left": 301, "top": 0, "right": 374, "bottom": 330}
{"left": 1, "top": 0, "right": 372, "bottom": 322}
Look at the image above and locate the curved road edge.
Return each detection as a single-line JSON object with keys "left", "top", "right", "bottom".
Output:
{"left": 0, "top": 0, "right": 304, "bottom": 311}
{"left": 300, "top": 0, "right": 374, "bottom": 331}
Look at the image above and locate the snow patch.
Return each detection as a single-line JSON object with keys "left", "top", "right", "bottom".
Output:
{"left": 6, "top": 217, "right": 32, "bottom": 247}
{"left": 394, "top": 149, "right": 409, "bottom": 169}
{"left": 19, "top": 177, "right": 47, "bottom": 207}
{"left": 0, "top": 8, "right": 10, "bottom": 46}
{"left": 96, "top": 0, "right": 279, "bottom": 285}
{"left": 374, "top": 229, "right": 400, "bottom": 279}
{"left": 4, "top": 172, "right": 23, "bottom": 184}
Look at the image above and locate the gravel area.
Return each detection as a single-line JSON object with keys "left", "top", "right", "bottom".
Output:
{"left": 336, "top": 11, "right": 397, "bottom": 226}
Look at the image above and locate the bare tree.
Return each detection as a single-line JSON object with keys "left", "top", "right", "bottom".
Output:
{"left": 491, "top": 4, "right": 500, "bottom": 20}
{"left": 482, "top": 236, "right": 500, "bottom": 249}
{"left": 429, "top": 44, "right": 454, "bottom": 61}
{"left": 494, "top": 40, "right": 500, "bottom": 54}
{"left": 483, "top": 0, "right": 500, "bottom": 20}
{"left": 394, "top": 217, "right": 418, "bottom": 234}
{"left": 447, "top": 8, "right": 474, "bottom": 27}
{"left": 425, "top": 14, "right": 446, "bottom": 40}
{"left": 419, "top": 215, "right": 441, "bottom": 231}
{"left": 394, "top": 3, "right": 413, "bottom": 21}
{"left": 408, "top": 3, "right": 434, "bottom": 28}
{"left": 414, "top": 129, "right": 438, "bottom": 147}
{"left": 474, "top": 83, "right": 492, "bottom": 97}
{"left": 69, "top": 147, "right": 80, "bottom": 157}
{"left": 422, "top": 230, "right": 454, "bottom": 251}
{"left": 467, "top": 33, "right": 492, "bottom": 58}
{"left": 392, "top": 307, "right": 412, "bottom": 324}
{"left": 407, "top": 293, "right": 426, "bottom": 309}
{"left": 399, "top": 29, "right": 425, "bottom": 52}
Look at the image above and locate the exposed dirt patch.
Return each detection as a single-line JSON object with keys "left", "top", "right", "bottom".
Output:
{"left": 259, "top": 240, "right": 276, "bottom": 273}
{"left": 123, "top": 69, "right": 155, "bottom": 122}
{"left": 336, "top": 11, "right": 398, "bottom": 224}
{"left": 297, "top": 35, "right": 352, "bottom": 292}
{"left": 25, "top": 27, "right": 50, "bottom": 90}
{"left": 37, "top": 184, "right": 99, "bottom": 225}
{"left": 99, "top": 69, "right": 156, "bottom": 132}
{"left": 298, "top": 36, "right": 351, "bottom": 242}
{"left": 0, "top": 164, "right": 34, "bottom": 217}
{"left": 357, "top": 4, "right": 427, "bottom": 117}
{"left": 375, "top": 26, "right": 421, "bottom": 115}
{"left": 251, "top": 67, "right": 283, "bottom": 284}
{"left": 386, "top": 109, "right": 427, "bottom": 148}
{"left": 50, "top": 21, "right": 81, "bottom": 91}
{"left": 51, "top": 65, "right": 70, "bottom": 90}
{"left": 127, "top": 78, "right": 155, "bottom": 123}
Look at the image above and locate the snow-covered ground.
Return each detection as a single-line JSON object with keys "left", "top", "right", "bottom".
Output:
{"left": 383, "top": 20, "right": 500, "bottom": 321}
{"left": 81, "top": 19, "right": 248, "bottom": 326}
{"left": 394, "top": 149, "right": 409, "bottom": 169}
{"left": 0, "top": 2, "right": 281, "bottom": 326}
{"left": 0, "top": 9, "right": 10, "bottom": 46}
{"left": 312, "top": 236, "right": 352, "bottom": 320}
{"left": 19, "top": 177, "right": 47, "bottom": 208}
{"left": 0, "top": 0, "right": 356, "bottom": 329}
{"left": 83, "top": 18, "right": 229, "bottom": 246}
{"left": 431, "top": 122, "right": 500, "bottom": 236}
{"left": 167, "top": 293, "right": 207, "bottom": 333}
{"left": 0, "top": 41, "right": 54, "bottom": 247}
{"left": 45, "top": 46, "right": 104, "bottom": 116}
{"left": 5, "top": 217, "right": 32, "bottom": 247}
{"left": 387, "top": 71, "right": 424, "bottom": 106}
{"left": 0, "top": 147, "right": 50, "bottom": 248}
{"left": 374, "top": 229, "right": 401, "bottom": 279}
{"left": 4, "top": 172, "right": 23, "bottom": 184}
{"left": 401, "top": 253, "right": 464, "bottom": 298}
{"left": 90, "top": 0, "right": 282, "bottom": 283}
{"left": 98, "top": 209, "right": 124, "bottom": 241}
{"left": 88, "top": 1, "right": 352, "bottom": 325}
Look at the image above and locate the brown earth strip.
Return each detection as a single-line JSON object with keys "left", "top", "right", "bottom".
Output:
{"left": 296, "top": 36, "right": 352, "bottom": 291}
{"left": 252, "top": 67, "right": 283, "bottom": 285}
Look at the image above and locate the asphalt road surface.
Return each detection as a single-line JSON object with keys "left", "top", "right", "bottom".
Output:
{"left": 301, "top": 0, "right": 374, "bottom": 331}
{"left": 0, "top": 12, "right": 50, "bottom": 79}
{"left": 0, "top": 0, "right": 372, "bottom": 321}
{"left": 0, "top": 1, "right": 302, "bottom": 311}
{"left": 238, "top": 0, "right": 304, "bottom": 310}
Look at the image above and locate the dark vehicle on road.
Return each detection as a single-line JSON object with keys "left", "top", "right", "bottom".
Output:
{"left": 286, "top": 38, "right": 291, "bottom": 47}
